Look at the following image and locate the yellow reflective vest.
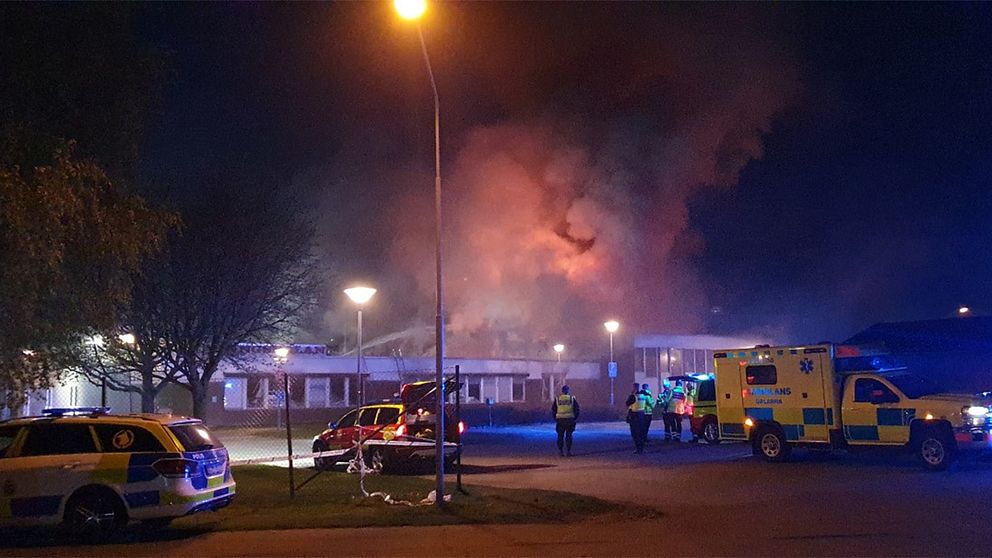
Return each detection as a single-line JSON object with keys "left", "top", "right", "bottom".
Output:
{"left": 555, "top": 394, "right": 576, "bottom": 419}
{"left": 642, "top": 391, "right": 655, "bottom": 415}
{"left": 628, "top": 393, "right": 646, "bottom": 413}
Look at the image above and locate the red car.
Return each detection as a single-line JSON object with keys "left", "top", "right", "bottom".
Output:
{"left": 312, "top": 381, "right": 464, "bottom": 473}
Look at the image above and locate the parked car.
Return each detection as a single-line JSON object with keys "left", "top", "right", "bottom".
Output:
{"left": 312, "top": 381, "right": 464, "bottom": 473}
{"left": 0, "top": 408, "right": 234, "bottom": 539}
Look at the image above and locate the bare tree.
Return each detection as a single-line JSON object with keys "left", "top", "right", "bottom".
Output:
{"left": 84, "top": 183, "right": 320, "bottom": 417}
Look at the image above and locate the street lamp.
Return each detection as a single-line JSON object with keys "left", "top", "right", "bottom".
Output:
{"left": 344, "top": 286, "right": 376, "bottom": 406}
{"left": 272, "top": 346, "right": 294, "bottom": 497}
{"left": 395, "top": 0, "right": 446, "bottom": 507}
{"left": 958, "top": 306, "right": 971, "bottom": 316}
{"left": 604, "top": 320, "right": 619, "bottom": 406}
{"left": 553, "top": 343, "right": 565, "bottom": 362}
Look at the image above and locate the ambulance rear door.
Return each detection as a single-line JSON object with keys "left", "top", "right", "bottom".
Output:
{"left": 714, "top": 350, "right": 747, "bottom": 441}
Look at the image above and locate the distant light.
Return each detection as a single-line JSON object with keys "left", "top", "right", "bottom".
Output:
{"left": 604, "top": 320, "right": 619, "bottom": 333}
{"left": 118, "top": 333, "right": 136, "bottom": 345}
{"left": 225, "top": 382, "right": 234, "bottom": 389}
{"left": 21, "top": 349, "right": 34, "bottom": 356}
{"left": 966, "top": 406, "right": 988, "bottom": 418}
{"left": 553, "top": 343, "right": 565, "bottom": 354}
{"left": 925, "top": 413, "right": 934, "bottom": 420}
{"left": 344, "top": 286, "right": 377, "bottom": 305}
{"left": 958, "top": 306, "right": 971, "bottom": 315}
{"left": 274, "top": 347, "right": 290, "bottom": 359}
{"left": 394, "top": 0, "right": 427, "bottom": 20}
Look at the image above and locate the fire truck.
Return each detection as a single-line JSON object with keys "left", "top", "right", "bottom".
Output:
{"left": 715, "top": 344, "right": 991, "bottom": 470}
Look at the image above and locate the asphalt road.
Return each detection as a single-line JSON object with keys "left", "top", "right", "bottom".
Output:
{"left": 5, "top": 421, "right": 992, "bottom": 556}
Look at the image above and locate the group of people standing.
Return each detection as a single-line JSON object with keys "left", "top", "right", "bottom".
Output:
{"left": 625, "top": 380, "right": 686, "bottom": 453}
{"left": 550, "top": 379, "right": 688, "bottom": 457}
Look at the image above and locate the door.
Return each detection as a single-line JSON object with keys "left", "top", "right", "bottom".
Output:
{"left": 842, "top": 376, "right": 910, "bottom": 445}
{"left": 7, "top": 423, "right": 101, "bottom": 523}
{"left": 714, "top": 351, "right": 746, "bottom": 440}
{"left": 331, "top": 409, "right": 359, "bottom": 450}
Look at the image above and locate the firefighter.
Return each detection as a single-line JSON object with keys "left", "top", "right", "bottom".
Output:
{"left": 669, "top": 379, "right": 687, "bottom": 442}
{"left": 640, "top": 383, "right": 655, "bottom": 442}
{"left": 552, "top": 385, "right": 579, "bottom": 456}
{"left": 625, "top": 382, "right": 647, "bottom": 453}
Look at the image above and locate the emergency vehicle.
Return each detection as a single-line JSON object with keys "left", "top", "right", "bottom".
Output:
{"left": 0, "top": 408, "right": 234, "bottom": 538}
{"left": 715, "top": 344, "right": 992, "bottom": 470}
{"left": 312, "top": 380, "right": 463, "bottom": 473}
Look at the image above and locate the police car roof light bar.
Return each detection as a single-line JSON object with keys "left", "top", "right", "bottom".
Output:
{"left": 42, "top": 407, "right": 111, "bottom": 417}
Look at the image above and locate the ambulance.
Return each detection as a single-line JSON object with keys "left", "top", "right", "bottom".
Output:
{"left": 715, "top": 344, "right": 992, "bottom": 470}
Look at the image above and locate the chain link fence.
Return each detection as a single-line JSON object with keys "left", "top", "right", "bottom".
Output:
{"left": 213, "top": 366, "right": 465, "bottom": 499}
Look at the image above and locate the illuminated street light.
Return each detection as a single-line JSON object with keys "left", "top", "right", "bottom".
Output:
{"left": 273, "top": 346, "right": 290, "bottom": 362}
{"left": 344, "top": 286, "right": 377, "bottom": 405}
{"left": 118, "top": 333, "right": 136, "bottom": 345}
{"left": 553, "top": 343, "right": 565, "bottom": 362}
{"left": 394, "top": 0, "right": 426, "bottom": 20}
{"left": 604, "top": 320, "right": 619, "bottom": 406}
{"left": 395, "top": 0, "right": 446, "bottom": 508}
{"left": 272, "top": 345, "right": 294, "bottom": 497}
{"left": 958, "top": 306, "right": 971, "bottom": 316}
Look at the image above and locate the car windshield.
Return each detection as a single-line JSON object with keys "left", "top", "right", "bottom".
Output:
{"left": 169, "top": 423, "right": 223, "bottom": 451}
{"left": 885, "top": 374, "right": 943, "bottom": 399}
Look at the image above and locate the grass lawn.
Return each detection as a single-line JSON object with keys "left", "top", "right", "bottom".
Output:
{"left": 172, "top": 465, "right": 646, "bottom": 531}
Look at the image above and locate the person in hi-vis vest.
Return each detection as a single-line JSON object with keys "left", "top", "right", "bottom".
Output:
{"left": 552, "top": 385, "right": 580, "bottom": 456}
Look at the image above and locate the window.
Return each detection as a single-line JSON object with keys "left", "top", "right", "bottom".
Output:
{"left": 224, "top": 377, "right": 247, "bottom": 410}
{"left": 169, "top": 424, "right": 223, "bottom": 451}
{"left": 377, "top": 407, "right": 400, "bottom": 425}
{"left": 21, "top": 424, "right": 97, "bottom": 456}
{"left": 512, "top": 377, "right": 525, "bottom": 402}
{"left": 307, "top": 377, "right": 329, "bottom": 408}
{"left": 854, "top": 379, "right": 899, "bottom": 404}
{"left": 93, "top": 424, "right": 165, "bottom": 452}
{"left": 335, "top": 409, "right": 358, "bottom": 428}
{"left": 247, "top": 376, "right": 268, "bottom": 408}
{"left": 0, "top": 426, "right": 20, "bottom": 458}
{"left": 745, "top": 365, "right": 777, "bottom": 385}
{"left": 467, "top": 378, "right": 481, "bottom": 402}
{"left": 358, "top": 408, "right": 379, "bottom": 426}
{"left": 289, "top": 376, "right": 305, "bottom": 408}
{"left": 697, "top": 379, "right": 716, "bottom": 403}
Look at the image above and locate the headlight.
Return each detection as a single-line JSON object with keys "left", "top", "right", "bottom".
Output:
{"left": 965, "top": 406, "right": 989, "bottom": 418}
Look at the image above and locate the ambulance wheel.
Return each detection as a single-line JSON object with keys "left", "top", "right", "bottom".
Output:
{"left": 702, "top": 417, "right": 721, "bottom": 444}
{"left": 64, "top": 486, "right": 127, "bottom": 541}
{"left": 365, "top": 447, "right": 387, "bottom": 473}
{"left": 918, "top": 426, "right": 955, "bottom": 471}
{"left": 313, "top": 440, "right": 332, "bottom": 470}
{"left": 754, "top": 426, "right": 791, "bottom": 462}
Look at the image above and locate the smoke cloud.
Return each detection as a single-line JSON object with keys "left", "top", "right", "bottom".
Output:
{"left": 314, "top": 6, "right": 800, "bottom": 358}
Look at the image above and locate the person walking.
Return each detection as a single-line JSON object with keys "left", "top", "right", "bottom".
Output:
{"left": 552, "top": 385, "right": 579, "bottom": 456}
{"left": 625, "top": 382, "right": 647, "bottom": 453}
{"left": 659, "top": 379, "right": 675, "bottom": 442}
{"left": 669, "top": 379, "right": 687, "bottom": 442}
{"left": 640, "top": 383, "right": 655, "bottom": 443}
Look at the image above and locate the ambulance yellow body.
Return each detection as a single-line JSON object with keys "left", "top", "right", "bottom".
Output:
{"left": 715, "top": 344, "right": 992, "bottom": 470}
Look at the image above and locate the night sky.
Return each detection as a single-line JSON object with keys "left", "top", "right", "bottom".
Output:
{"left": 28, "top": 3, "right": 992, "bottom": 357}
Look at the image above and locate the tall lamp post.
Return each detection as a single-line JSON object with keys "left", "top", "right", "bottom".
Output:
{"left": 273, "top": 347, "right": 294, "bottom": 498}
{"left": 553, "top": 343, "right": 565, "bottom": 400}
{"left": 395, "top": 0, "right": 446, "bottom": 507}
{"left": 604, "top": 321, "right": 619, "bottom": 406}
{"left": 344, "top": 286, "right": 377, "bottom": 406}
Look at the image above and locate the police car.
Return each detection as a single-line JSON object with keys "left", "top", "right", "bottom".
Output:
{"left": 0, "top": 408, "right": 235, "bottom": 538}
